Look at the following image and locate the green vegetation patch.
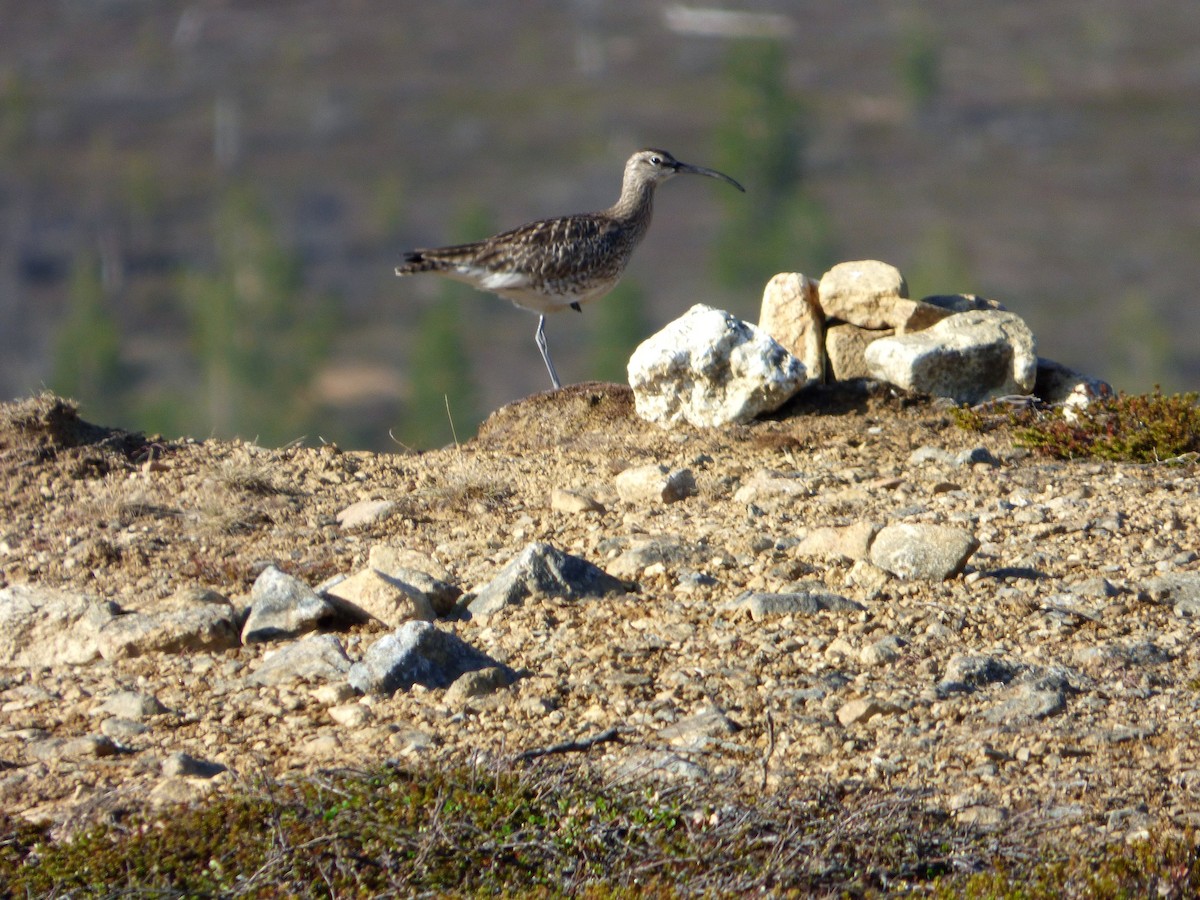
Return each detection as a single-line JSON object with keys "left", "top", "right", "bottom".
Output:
{"left": 0, "top": 765, "right": 975, "bottom": 897}
{"left": 2, "top": 763, "right": 1198, "bottom": 897}
{"left": 953, "top": 388, "right": 1200, "bottom": 462}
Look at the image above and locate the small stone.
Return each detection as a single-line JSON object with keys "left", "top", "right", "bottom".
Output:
{"left": 628, "top": 304, "right": 809, "bottom": 428}
{"left": 242, "top": 565, "right": 342, "bottom": 644}
{"left": 869, "top": 523, "right": 978, "bottom": 580}
{"left": 796, "top": 522, "right": 880, "bottom": 562}
{"left": 347, "top": 620, "right": 505, "bottom": 696}
{"left": 758, "top": 272, "right": 825, "bottom": 381}
{"left": 323, "top": 568, "right": 436, "bottom": 628}
{"left": 615, "top": 464, "right": 696, "bottom": 504}
{"left": 162, "top": 751, "right": 226, "bottom": 778}
{"left": 328, "top": 703, "right": 373, "bottom": 727}
{"left": 726, "top": 590, "right": 864, "bottom": 620}
{"left": 96, "top": 690, "right": 168, "bottom": 720}
{"left": 469, "top": 542, "right": 625, "bottom": 617}
{"left": 247, "top": 633, "right": 353, "bottom": 686}
{"left": 550, "top": 488, "right": 605, "bottom": 514}
{"left": 336, "top": 499, "right": 397, "bottom": 530}
{"left": 818, "top": 260, "right": 937, "bottom": 330}
{"left": 365, "top": 552, "right": 462, "bottom": 617}
{"left": 444, "top": 666, "right": 513, "bottom": 705}
{"left": 837, "top": 697, "right": 900, "bottom": 727}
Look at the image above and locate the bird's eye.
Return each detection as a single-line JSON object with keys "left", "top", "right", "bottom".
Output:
{"left": 649, "top": 155, "right": 663, "bottom": 166}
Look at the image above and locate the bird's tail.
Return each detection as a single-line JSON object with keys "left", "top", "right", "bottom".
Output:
{"left": 395, "top": 242, "right": 490, "bottom": 277}
{"left": 394, "top": 251, "right": 446, "bottom": 276}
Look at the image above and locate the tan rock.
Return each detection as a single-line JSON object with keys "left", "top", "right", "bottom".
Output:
{"left": 825, "top": 322, "right": 892, "bottom": 381}
{"left": 615, "top": 464, "right": 696, "bottom": 504}
{"left": 758, "top": 272, "right": 825, "bottom": 382}
{"left": 818, "top": 260, "right": 909, "bottom": 328}
{"left": 550, "top": 488, "right": 605, "bottom": 514}
{"left": 324, "top": 568, "right": 436, "bottom": 628}
{"left": 796, "top": 521, "right": 880, "bottom": 561}
{"left": 836, "top": 697, "right": 901, "bottom": 727}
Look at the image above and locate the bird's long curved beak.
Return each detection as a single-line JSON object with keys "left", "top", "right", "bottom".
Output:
{"left": 675, "top": 161, "right": 746, "bottom": 193}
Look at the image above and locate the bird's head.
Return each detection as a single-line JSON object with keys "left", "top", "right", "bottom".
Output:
{"left": 626, "top": 148, "right": 745, "bottom": 193}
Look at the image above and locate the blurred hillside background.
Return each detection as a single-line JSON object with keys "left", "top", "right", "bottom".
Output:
{"left": 2, "top": 1, "right": 1198, "bottom": 450}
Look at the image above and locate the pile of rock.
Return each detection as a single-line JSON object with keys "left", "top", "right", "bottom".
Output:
{"left": 628, "top": 260, "right": 1111, "bottom": 427}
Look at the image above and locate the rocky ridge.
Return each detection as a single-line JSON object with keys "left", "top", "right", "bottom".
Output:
{"left": 1, "top": 383, "right": 1198, "bottom": 853}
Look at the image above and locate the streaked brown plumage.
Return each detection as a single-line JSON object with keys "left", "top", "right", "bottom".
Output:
{"left": 395, "top": 148, "right": 745, "bottom": 389}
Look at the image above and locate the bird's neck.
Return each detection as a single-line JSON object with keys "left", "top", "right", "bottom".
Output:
{"left": 608, "top": 178, "right": 656, "bottom": 230}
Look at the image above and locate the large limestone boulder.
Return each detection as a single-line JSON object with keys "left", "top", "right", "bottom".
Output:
{"left": 628, "top": 304, "right": 809, "bottom": 428}
{"left": 864, "top": 310, "right": 1038, "bottom": 404}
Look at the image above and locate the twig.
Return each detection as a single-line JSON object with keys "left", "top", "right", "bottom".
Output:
{"left": 515, "top": 727, "right": 620, "bottom": 762}
{"left": 760, "top": 709, "right": 776, "bottom": 791}
{"left": 444, "top": 394, "right": 459, "bottom": 451}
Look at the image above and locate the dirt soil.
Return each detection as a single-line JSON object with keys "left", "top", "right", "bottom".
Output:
{"left": 1, "top": 386, "right": 1198, "bottom": 852}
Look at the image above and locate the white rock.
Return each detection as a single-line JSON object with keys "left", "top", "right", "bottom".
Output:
{"left": 758, "top": 272, "right": 825, "bottom": 381}
{"left": 347, "top": 621, "right": 505, "bottom": 695}
{"left": 468, "top": 542, "right": 625, "bottom": 617}
{"left": 628, "top": 304, "right": 809, "bottom": 428}
{"left": 864, "top": 310, "right": 1037, "bottom": 404}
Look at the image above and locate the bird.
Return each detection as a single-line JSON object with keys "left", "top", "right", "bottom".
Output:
{"left": 394, "top": 148, "right": 745, "bottom": 390}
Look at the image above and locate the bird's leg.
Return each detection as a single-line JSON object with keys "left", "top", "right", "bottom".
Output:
{"left": 535, "top": 315, "right": 562, "bottom": 390}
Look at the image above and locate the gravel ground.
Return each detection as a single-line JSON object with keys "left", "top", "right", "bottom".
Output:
{"left": 1, "top": 385, "right": 1198, "bottom": 852}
